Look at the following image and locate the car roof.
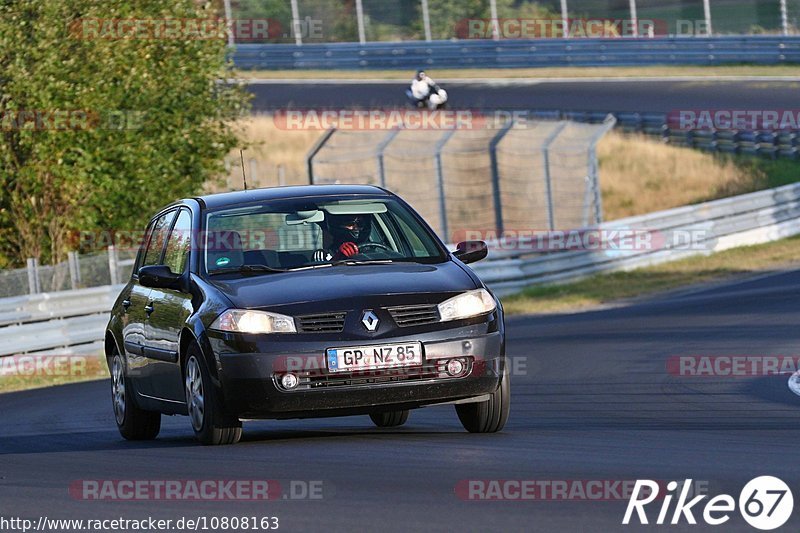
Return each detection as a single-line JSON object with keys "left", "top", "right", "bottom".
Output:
{"left": 190, "top": 184, "right": 391, "bottom": 209}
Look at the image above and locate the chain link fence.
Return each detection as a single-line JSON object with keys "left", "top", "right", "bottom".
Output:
{"left": 0, "top": 247, "right": 136, "bottom": 299}
{"left": 308, "top": 116, "right": 615, "bottom": 241}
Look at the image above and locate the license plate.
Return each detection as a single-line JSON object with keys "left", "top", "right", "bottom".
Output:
{"left": 326, "top": 342, "right": 422, "bottom": 373}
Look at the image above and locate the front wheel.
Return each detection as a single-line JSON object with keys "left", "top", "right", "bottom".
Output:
{"left": 110, "top": 353, "right": 161, "bottom": 440}
{"left": 369, "top": 410, "right": 409, "bottom": 428}
{"left": 456, "top": 365, "right": 510, "bottom": 433}
{"left": 185, "top": 344, "right": 242, "bottom": 446}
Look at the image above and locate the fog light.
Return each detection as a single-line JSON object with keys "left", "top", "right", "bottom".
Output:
{"left": 446, "top": 358, "right": 465, "bottom": 376}
{"left": 281, "top": 373, "right": 299, "bottom": 389}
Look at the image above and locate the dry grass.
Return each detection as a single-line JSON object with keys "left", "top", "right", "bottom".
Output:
{"left": 0, "top": 352, "right": 109, "bottom": 394}
{"left": 233, "top": 65, "right": 800, "bottom": 80}
{"left": 598, "top": 132, "right": 762, "bottom": 219}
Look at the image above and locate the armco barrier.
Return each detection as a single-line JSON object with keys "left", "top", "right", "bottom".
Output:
{"left": 233, "top": 36, "right": 800, "bottom": 70}
{"left": 2, "top": 181, "right": 800, "bottom": 356}
{"left": 470, "top": 182, "right": 800, "bottom": 295}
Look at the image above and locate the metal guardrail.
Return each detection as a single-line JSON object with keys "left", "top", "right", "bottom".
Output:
{"left": 2, "top": 181, "right": 800, "bottom": 355}
{"left": 470, "top": 181, "right": 800, "bottom": 295}
{"left": 233, "top": 36, "right": 800, "bottom": 70}
{"left": 0, "top": 285, "right": 121, "bottom": 357}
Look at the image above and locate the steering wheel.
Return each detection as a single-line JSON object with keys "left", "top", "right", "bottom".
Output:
{"left": 358, "top": 242, "right": 393, "bottom": 253}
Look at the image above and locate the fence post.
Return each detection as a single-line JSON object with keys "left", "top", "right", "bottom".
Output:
{"left": 355, "top": 0, "right": 366, "bottom": 44}
{"left": 489, "top": 120, "right": 515, "bottom": 235}
{"left": 26, "top": 258, "right": 41, "bottom": 294}
{"left": 306, "top": 127, "right": 337, "bottom": 184}
{"left": 434, "top": 128, "right": 457, "bottom": 240}
{"left": 68, "top": 251, "right": 81, "bottom": 290}
{"left": 249, "top": 158, "right": 259, "bottom": 188}
{"left": 277, "top": 164, "right": 286, "bottom": 186}
{"left": 290, "top": 0, "right": 303, "bottom": 45}
{"left": 376, "top": 128, "right": 401, "bottom": 188}
{"left": 421, "top": 0, "right": 432, "bottom": 41}
{"left": 585, "top": 114, "right": 617, "bottom": 225}
{"left": 108, "top": 245, "right": 119, "bottom": 286}
{"left": 541, "top": 121, "right": 568, "bottom": 231}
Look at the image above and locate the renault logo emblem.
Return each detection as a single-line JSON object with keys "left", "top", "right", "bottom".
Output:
{"left": 362, "top": 310, "right": 379, "bottom": 331}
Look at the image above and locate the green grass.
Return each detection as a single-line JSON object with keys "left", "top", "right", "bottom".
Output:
{"left": 0, "top": 352, "right": 108, "bottom": 394}
{"left": 502, "top": 234, "right": 800, "bottom": 315}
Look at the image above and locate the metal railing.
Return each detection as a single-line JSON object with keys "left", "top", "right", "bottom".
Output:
{"left": 471, "top": 181, "right": 800, "bottom": 295}
{"left": 2, "top": 179, "right": 800, "bottom": 357}
{"left": 232, "top": 36, "right": 800, "bottom": 70}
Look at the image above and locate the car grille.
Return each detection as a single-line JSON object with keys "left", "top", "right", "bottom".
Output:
{"left": 387, "top": 304, "right": 440, "bottom": 327}
{"left": 275, "top": 358, "right": 474, "bottom": 390}
{"left": 295, "top": 312, "right": 346, "bottom": 333}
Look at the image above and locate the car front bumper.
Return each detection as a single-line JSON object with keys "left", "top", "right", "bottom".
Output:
{"left": 206, "top": 321, "right": 504, "bottom": 419}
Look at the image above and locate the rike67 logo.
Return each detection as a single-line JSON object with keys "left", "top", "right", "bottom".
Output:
{"left": 623, "top": 477, "right": 793, "bottom": 530}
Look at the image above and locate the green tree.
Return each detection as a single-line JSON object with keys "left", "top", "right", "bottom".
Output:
{"left": 0, "top": 0, "right": 249, "bottom": 268}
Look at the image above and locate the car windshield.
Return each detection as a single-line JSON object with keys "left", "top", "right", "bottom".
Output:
{"left": 203, "top": 196, "right": 446, "bottom": 274}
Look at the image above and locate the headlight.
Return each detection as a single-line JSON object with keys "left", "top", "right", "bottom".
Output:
{"left": 438, "top": 289, "right": 496, "bottom": 322}
{"left": 210, "top": 309, "right": 296, "bottom": 334}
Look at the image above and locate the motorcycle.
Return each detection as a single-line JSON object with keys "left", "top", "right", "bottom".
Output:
{"left": 406, "top": 85, "right": 448, "bottom": 110}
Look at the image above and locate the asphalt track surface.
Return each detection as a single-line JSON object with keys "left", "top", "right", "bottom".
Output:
{"left": 3, "top": 268, "right": 800, "bottom": 531}
{"left": 247, "top": 79, "right": 800, "bottom": 114}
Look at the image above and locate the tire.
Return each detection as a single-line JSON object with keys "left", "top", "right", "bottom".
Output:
{"left": 185, "top": 343, "right": 242, "bottom": 446}
{"left": 369, "top": 410, "right": 409, "bottom": 428}
{"left": 456, "top": 364, "right": 510, "bottom": 433}
{"left": 110, "top": 352, "right": 161, "bottom": 441}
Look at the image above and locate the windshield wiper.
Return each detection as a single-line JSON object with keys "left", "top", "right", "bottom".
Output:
{"left": 208, "top": 264, "right": 286, "bottom": 276}
{"left": 329, "top": 259, "right": 395, "bottom": 267}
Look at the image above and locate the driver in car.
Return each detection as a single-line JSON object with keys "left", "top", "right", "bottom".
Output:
{"left": 313, "top": 213, "right": 379, "bottom": 261}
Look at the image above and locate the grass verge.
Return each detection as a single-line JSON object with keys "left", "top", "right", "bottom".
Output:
{"left": 234, "top": 65, "right": 800, "bottom": 80}
{"left": 502, "top": 234, "right": 800, "bottom": 315}
{"left": 0, "top": 353, "right": 108, "bottom": 394}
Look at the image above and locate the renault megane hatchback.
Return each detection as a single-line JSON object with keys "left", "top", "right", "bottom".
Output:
{"left": 105, "top": 185, "right": 508, "bottom": 445}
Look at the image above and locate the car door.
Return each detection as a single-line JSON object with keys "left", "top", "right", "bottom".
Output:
{"left": 143, "top": 208, "right": 194, "bottom": 402}
{"left": 129, "top": 209, "right": 176, "bottom": 396}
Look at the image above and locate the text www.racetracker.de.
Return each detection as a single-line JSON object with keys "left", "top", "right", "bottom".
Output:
{"left": 0, "top": 515, "right": 280, "bottom": 532}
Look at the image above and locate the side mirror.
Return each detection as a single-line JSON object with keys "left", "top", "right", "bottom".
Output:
{"left": 453, "top": 240, "right": 488, "bottom": 264}
{"left": 138, "top": 265, "right": 182, "bottom": 290}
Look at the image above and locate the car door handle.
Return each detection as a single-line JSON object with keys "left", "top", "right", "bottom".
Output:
{"left": 144, "top": 302, "right": 154, "bottom": 316}
{"left": 122, "top": 299, "right": 131, "bottom": 312}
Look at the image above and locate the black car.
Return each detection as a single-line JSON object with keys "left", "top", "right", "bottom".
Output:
{"left": 105, "top": 185, "right": 508, "bottom": 445}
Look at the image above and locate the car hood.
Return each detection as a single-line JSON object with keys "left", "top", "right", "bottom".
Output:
{"left": 207, "top": 260, "right": 478, "bottom": 309}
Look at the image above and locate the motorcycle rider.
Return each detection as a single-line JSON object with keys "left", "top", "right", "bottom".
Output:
{"left": 313, "top": 213, "right": 375, "bottom": 261}
{"left": 407, "top": 69, "right": 447, "bottom": 110}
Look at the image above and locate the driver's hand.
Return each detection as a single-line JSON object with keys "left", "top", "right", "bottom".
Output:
{"left": 338, "top": 242, "right": 359, "bottom": 257}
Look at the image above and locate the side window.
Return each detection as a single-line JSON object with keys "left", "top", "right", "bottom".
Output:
{"left": 141, "top": 211, "right": 176, "bottom": 267}
{"left": 163, "top": 209, "right": 192, "bottom": 274}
